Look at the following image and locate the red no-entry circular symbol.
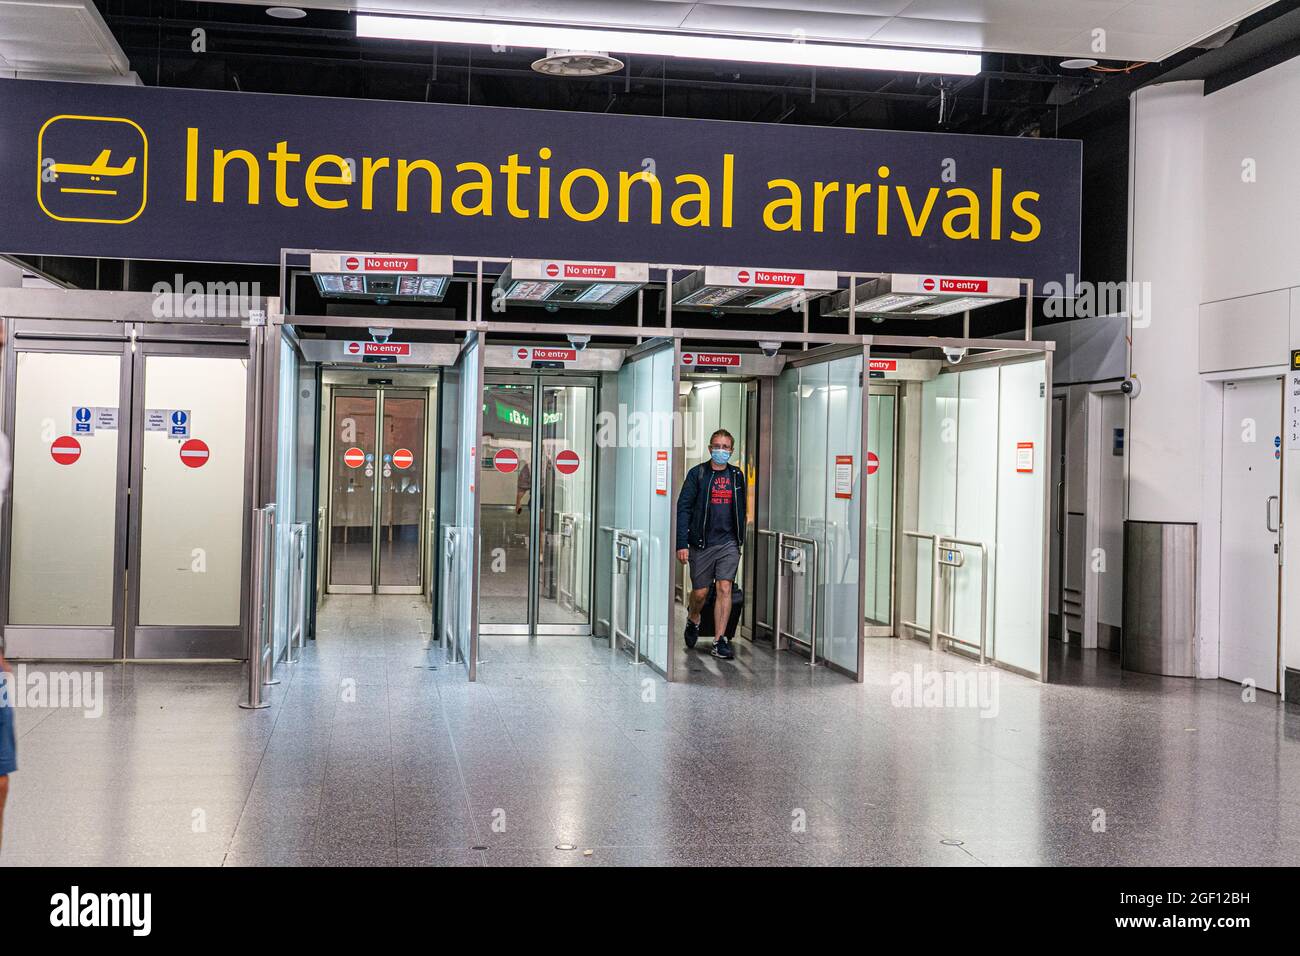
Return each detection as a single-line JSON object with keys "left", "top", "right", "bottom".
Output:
{"left": 346, "top": 342, "right": 361, "bottom": 354}
{"left": 867, "top": 451, "right": 880, "bottom": 475}
{"left": 545, "top": 263, "right": 560, "bottom": 277}
{"left": 516, "top": 347, "right": 529, "bottom": 361}
{"left": 392, "top": 447, "right": 414, "bottom": 469}
{"left": 493, "top": 448, "right": 519, "bottom": 474}
{"left": 737, "top": 270, "right": 751, "bottom": 283}
{"left": 345, "top": 256, "right": 360, "bottom": 270}
{"left": 50, "top": 435, "right": 81, "bottom": 465}
{"left": 343, "top": 446, "right": 365, "bottom": 468}
{"left": 922, "top": 277, "right": 936, "bottom": 291}
{"left": 682, "top": 352, "right": 695, "bottom": 365}
{"left": 555, "top": 450, "right": 580, "bottom": 475}
{"left": 180, "top": 438, "right": 210, "bottom": 468}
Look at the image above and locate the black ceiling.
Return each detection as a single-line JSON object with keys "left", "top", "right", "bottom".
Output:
{"left": 16, "top": 1, "right": 1300, "bottom": 336}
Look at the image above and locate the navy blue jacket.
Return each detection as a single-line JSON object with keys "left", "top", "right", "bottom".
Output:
{"left": 676, "top": 461, "right": 747, "bottom": 551}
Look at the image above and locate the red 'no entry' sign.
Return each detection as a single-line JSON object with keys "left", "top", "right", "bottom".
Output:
{"left": 391, "top": 447, "right": 414, "bottom": 469}
{"left": 179, "top": 442, "right": 209, "bottom": 470}
{"left": 343, "top": 447, "right": 365, "bottom": 468}
{"left": 867, "top": 451, "right": 879, "bottom": 475}
{"left": 50, "top": 435, "right": 81, "bottom": 465}
{"left": 493, "top": 447, "right": 519, "bottom": 473}
{"left": 180, "top": 439, "right": 210, "bottom": 468}
{"left": 555, "top": 450, "right": 580, "bottom": 475}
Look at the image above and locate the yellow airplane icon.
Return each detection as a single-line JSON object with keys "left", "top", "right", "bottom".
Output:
{"left": 53, "top": 149, "right": 138, "bottom": 195}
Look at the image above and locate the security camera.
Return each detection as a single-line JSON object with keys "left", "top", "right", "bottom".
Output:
{"left": 567, "top": 333, "right": 592, "bottom": 352}
{"left": 1120, "top": 375, "right": 1142, "bottom": 398}
{"left": 942, "top": 345, "right": 967, "bottom": 365}
{"left": 759, "top": 340, "right": 781, "bottom": 358}
{"left": 368, "top": 326, "right": 393, "bottom": 344}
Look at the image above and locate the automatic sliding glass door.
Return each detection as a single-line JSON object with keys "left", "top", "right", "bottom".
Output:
{"left": 326, "top": 387, "right": 428, "bottom": 595}
{"left": 479, "top": 376, "right": 595, "bottom": 636}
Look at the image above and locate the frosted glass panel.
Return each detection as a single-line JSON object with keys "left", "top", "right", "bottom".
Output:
{"left": 273, "top": 338, "right": 298, "bottom": 657}
{"left": 953, "top": 367, "right": 999, "bottom": 654}
{"left": 821, "top": 354, "right": 863, "bottom": 673}
{"left": 642, "top": 349, "right": 674, "bottom": 672}
{"left": 9, "top": 351, "right": 121, "bottom": 626}
{"left": 138, "top": 355, "right": 248, "bottom": 626}
{"left": 913, "top": 359, "right": 1048, "bottom": 678}
{"left": 994, "top": 360, "right": 1047, "bottom": 675}
{"left": 916, "top": 374, "right": 959, "bottom": 631}
{"left": 795, "top": 362, "right": 828, "bottom": 653}
{"left": 611, "top": 347, "right": 674, "bottom": 672}
{"left": 767, "top": 357, "right": 863, "bottom": 673}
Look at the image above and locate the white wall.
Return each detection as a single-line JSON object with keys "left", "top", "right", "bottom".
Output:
{"left": 1129, "top": 62, "right": 1300, "bottom": 691}
{"left": 1128, "top": 81, "right": 1206, "bottom": 526}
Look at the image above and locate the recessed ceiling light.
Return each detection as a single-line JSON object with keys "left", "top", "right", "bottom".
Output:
{"left": 357, "top": 15, "right": 983, "bottom": 76}
{"left": 1059, "top": 57, "right": 1098, "bottom": 70}
{"left": 267, "top": 6, "right": 307, "bottom": 19}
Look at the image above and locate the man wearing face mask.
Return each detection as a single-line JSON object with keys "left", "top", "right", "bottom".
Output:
{"left": 676, "top": 429, "right": 747, "bottom": 659}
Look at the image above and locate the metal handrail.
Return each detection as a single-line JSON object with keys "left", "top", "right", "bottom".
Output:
{"left": 935, "top": 536, "right": 989, "bottom": 666}
{"left": 756, "top": 529, "right": 820, "bottom": 666}
{"left": 557, "top": 511, "right": 578, "bottom": 610}
{"left": 901, "top": 530, "right": 989, "bottom": 665}
{"left": 240, "top": 504, "right": 278, "bottom": 710}
{"left": 284, "top": 522, "right": 307, "bottom": 665}
{"left": 600, "top": 525, "right": 643, "bottom": 663}
{"left": 441, "top": 525, "right": 464, "bottom": 663}
{"left": 900, "top": 530, "right": 942, "bottom": 653}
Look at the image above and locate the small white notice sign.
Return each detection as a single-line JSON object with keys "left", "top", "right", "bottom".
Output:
{"left": 1288, "top": 372, "right": 1300, "bottom": 450}
{"left": 655, "top": 450, "right": 668, "bottom": 496}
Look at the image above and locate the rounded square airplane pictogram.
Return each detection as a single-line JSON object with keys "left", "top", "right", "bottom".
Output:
{"left": 37, "top": 115, "right": 148, "bottom": 224}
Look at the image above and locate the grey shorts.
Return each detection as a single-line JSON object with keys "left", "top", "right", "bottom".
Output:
{"left": 689, "top": 541, "right": 741, "bottom": 590}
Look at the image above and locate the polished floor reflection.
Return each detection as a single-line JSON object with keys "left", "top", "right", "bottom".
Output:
{"left": 3, "top": 596, "right": 1300, "bottom": 866}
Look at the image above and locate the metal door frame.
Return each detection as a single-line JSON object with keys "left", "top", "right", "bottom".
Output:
{"left": 324, "top": 386, "right": 380, "bottom": 594}
{"left": 888, "top": 341, "right": 1056, "bottom": 682}
{"left": 126, "top": 330, "right": 253, "bottom": 659}
{"left": 864, "top": 382, "right": 899, "bottom": 639}
{"left": 374, "top": 386, "right": 429, "bottom": 595}
{"left": 323, "top": 384, "right": 430, "bottom": 595}
{"left": 0, "top": 320, "right": 132, "bottom": 659}
{"left": 479, "top": 371, "right": 599, "bottom": 637}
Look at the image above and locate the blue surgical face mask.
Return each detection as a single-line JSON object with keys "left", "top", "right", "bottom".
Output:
{"left": 710, "top": 448, "right": 731, "bottom": 466}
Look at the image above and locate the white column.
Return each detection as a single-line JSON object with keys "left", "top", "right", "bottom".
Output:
{"left": 1126, "top": 81, "right": 1213, "bottom": 676}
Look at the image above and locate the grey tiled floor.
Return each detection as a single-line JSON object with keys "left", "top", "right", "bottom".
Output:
{"left": 3, "top": 595, "right": 1300, "bottom": 866}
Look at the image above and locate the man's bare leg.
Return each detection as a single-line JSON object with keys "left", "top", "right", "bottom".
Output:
{"left": 687, "top": 586, "right": 710, "bottom": 624}
{"left": 713, "top": 579, "right": 733, "bottom": 638}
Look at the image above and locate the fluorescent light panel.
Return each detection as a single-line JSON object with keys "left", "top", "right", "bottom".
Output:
{"left": 357, "top": 14, "right": 982, "bottom": 76}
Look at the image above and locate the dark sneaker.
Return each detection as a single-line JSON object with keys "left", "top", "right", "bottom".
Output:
{"left": 711, "top": 637, "right": 734, "bottom": 660}
{"left": 684, "top": 618, "right": 700, "bottom": 649}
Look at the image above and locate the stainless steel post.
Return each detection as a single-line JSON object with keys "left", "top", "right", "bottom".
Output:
{"left": 929, "top": 535, "right": 941, "bottom": 653}
{"left": 632, "top": 535, "right": 643, "bottom": 665}
{"left": 239, "top": 506, "right": 272, "bottom": 710}
{"left": 807, "top": 539, "right": 820, "bottom": 667}
{"left": 774, "top": 531, "right": 786, "bottom": 651}
{"left": 261, "top": 505, "right": 280, "bottom": 687}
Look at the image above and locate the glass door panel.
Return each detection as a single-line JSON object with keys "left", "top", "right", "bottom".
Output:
{"left": 328, "top": 392, "right": 377, "bottom": 591}
{"left": 537, "top": 384, "right": 595, "bottom": 629}
{"left": 7, "top": 350, "right": 124, "bottom": 639}
{"left": 478, "top": 383, "right": 534, "bottom": 629}
{"left": 377, "top": 393, "right": 427, "bottom": 592}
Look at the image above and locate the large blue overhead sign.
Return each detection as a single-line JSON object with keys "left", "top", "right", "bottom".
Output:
{"left": 2, "top": 80, "right": 1081, "bottom": 285}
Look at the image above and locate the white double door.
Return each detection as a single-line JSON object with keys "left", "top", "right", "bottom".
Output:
{"left": 1219, "top": 377, "right": 1282, "bottom": 693}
